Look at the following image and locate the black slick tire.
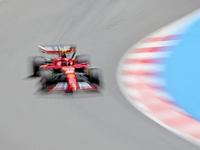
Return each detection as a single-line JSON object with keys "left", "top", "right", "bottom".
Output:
{"left": 33, "top": 57, "right": 45, "bottom": 76}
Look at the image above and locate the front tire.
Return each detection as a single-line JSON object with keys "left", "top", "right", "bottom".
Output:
{"left": 40, "top": 70, "right": 52, "bottom": 88}
{"left": 33, "top": 56, "right": 45, "bottom": 76}
{"left": 89, "top": 68, "right": 100, "bottom": 86}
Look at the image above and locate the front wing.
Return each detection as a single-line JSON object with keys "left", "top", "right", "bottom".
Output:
{"left": 42, "top": 82, "right": 98, "bottom": 92}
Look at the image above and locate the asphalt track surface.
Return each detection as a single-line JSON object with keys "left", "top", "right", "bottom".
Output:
{"left": 1, "top": 0, "right": 200, "bottom": 150}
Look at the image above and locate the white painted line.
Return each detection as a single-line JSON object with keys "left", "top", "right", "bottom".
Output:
{"left": 143, "top": 76, "right": 167, "bottom": 86}
{"left": 151, "top": 88, "right": 174, "bottom": 101}
{"left": 124, "top": 88, "right": 141, "bottom": 98}
{"left": 136, "top": 40, "right": 180, "bottom": 48}
{"left": 125, "top": 51, "right": 172, "bottom": 59}
{"left": 170, "top": 105, "right": 191, "bottom": 116}
{"left": 122, "top": 64, "right": 166, "bottom": 72}
{"left": 120, "top": 76, "right": 139, "bottom": 83}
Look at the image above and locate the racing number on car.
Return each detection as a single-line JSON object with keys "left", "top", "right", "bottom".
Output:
{"left": 62, "top": 68, "right": 74, "bottom": 74}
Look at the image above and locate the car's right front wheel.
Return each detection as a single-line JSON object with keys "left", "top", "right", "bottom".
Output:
{"left": 75, "top": 54, "right": 90, "bottom": 65}
{"left": 32, "top": 56, "right": 45, "bottom": 76}
{"left": 40, "top": 70, "right": 53, "bottom": 89}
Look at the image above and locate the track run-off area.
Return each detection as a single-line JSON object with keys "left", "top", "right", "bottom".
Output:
{"left": 117, "top": 8, "right": 200, "bottom": 146}
{"left": 1, "top": 0, "right": 200, "bottom": 150}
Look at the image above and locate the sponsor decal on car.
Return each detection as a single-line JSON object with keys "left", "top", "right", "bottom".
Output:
{"left": 68, "top": 74, "right": 75, "bottom": 78}
{"left": 78, "top": 82, "right": 92, "bottom": 89}
{"left": 53, "top": 82, "right": 68, "bottom": 91}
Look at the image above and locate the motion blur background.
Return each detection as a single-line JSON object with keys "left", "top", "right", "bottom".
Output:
{"left": 1, "top": 0, "right": 200, "bottom": 149}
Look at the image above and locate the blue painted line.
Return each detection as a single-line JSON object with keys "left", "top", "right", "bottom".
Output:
{"left": 164, "top": 17, "right": 200, "bottom": 121}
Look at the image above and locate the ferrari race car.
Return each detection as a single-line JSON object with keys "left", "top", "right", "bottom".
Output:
{"left": 32, "top": 45, "right": 101, "bottom": 92}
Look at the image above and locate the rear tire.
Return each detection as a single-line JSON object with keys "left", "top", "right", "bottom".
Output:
{"left": 33, "top": 57, "right": 45, "bottom": 76}
{"left": 75, "top": 55, "right": 90, "bottom": 64}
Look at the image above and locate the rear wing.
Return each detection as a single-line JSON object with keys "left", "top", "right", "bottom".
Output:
{"left": 38, "top": 45, "right": 76, "bottom": 54}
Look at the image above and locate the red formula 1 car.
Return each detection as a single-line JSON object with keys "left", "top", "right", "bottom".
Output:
{"left": 32, "top": 45, "right": 101, "bottom": 92}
